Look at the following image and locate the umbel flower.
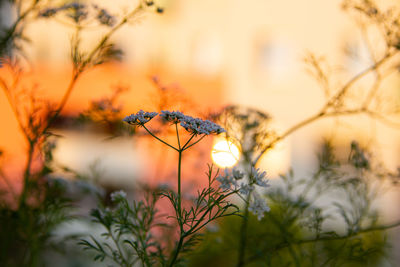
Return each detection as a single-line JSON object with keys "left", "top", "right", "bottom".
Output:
{"left": 110, "top": 190, "right": 127, "bottom": 202}
{"left": 160, "top": 110, "right": 225, "bottom": 135}
{"left": 216, "top": 166, "right": 270, "bottom": 220}
{"left": 216, "top": 169, "right": 238, "bottom": 190}
{"left": 251, "top": 167, "right": 269, "bottom": 187}
{"left": 123, "top": 110, "right": 225, "bottom": 135}
{"left": 249, "top": 193, "right": 270, "bottom": 220}
{"left": 123, "top": 110, "right": 158, "bottom": 125}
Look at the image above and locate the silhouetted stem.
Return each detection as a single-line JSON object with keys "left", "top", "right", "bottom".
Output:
{"left": 168, "top": 236, "right": 184, "bottom": 267}
{"left": 142, "top": 125, "right": 178, "bottom": 151}
{"left": 236, "top": 194, "right": 251, "bottom": 267}
{"left": 18, "top": 142, "right": 34, "bottom": 208}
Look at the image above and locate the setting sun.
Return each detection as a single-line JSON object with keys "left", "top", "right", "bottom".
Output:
{"left": 211, "top": 139, "right": 241, "bottom": 168}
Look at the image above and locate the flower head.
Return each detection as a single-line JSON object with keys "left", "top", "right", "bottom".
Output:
{"left": 160, "top": 110, "right": 185, "bottom": 124}
{"left": 251, "top": 167, "right": 269, "bottom": 188}
{"left": 63, "top": 3, "right": 88, "bottom": 22}
{"left": 96, "top": 8, "right": 116, "bottom": 27}
{"left": 123, "top": 110, "right": 158, "bottom": 126}
{"left": 249, "top": 194, "right": 270, "bottom": 220}
{"left": 39, "top": 7, "right": 60, "bottom": 17}
{"left": 110, "top": 190, "right": 127, "bottom": 202}
{"left": 232, "top": 167, "right": 244, "bottom": 180}
{"left": 216, "top": 169, "right": 238, "bottom": 191}
{"left": 239, "top": 183, "right": 253, "bottom": 196}
{"left": 160, "top": 110, "right": 225, "bottom": 135}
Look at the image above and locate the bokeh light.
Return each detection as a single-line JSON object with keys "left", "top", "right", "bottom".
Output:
{"left": 211, "top": 139, "right": 240, "bottom": 168}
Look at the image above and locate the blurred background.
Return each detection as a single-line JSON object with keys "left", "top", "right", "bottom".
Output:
{"left": 1, "top": 0, "right": 400, "bottom": 265}
{"left": 1, "top": 0, "right": 399, "bottom": 191}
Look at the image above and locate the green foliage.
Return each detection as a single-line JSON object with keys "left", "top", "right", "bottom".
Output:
{"left": 79, "top": 192, "right": 162, "bottom": 267}
{"left": 188, "top": 141, "right": 391, "bottom": 267}
{"left": 0, "top": 177, "right": 74, "bottom": 267}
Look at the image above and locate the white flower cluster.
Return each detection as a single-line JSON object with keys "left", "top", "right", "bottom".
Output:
{"left": 216, "top": 169, "right": 239, "bottom": 190}
{"left": 251, "top": 167, "right": 269, "bottom": 187}
{"left": 39, "top": 3, "right": 87, "bottom": 19}
{"left": 160, "top": 110, "right": 185, "bottom": 123}
{"left": 216, "top": 166, "right": 270, "bottom": 220}
{"left": 349, "top": 141, "right": 370, "bottom": 169}
{"left": 110, "top": 190, "right": 127, "bottom": 202}
{"left": 123, "top": 110, "right": 158, "bottom": 125}
{"left": 160, "top": 110, "right": 225, "bottom": 135}
{"left": 93, "top": 5, "right": 116, "bottom": 27}
{"left": 249, "top": 194, "right": 271, "bottom": 220}
{"left": 40, "top": 3, "right": 116, "bottom": 26}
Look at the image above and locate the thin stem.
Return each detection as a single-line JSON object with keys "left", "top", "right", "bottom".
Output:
{"left": 253, "top": 111, "right": 326, "bottom": 165}
{"left": 39, "top": 1, "right": 146, "bottom": 136}
{"left": 168, "top": 149, "right": 184, "bottom": 267}
{"left": 236, "top": 193, "right": 251, "bottom": 267}
{"left": 109, "top": 227, "right": 130, "bottom": 267}
{"left": 46, "top": 70, "right": 80, "bottom": 129}
{"left": 83, "top": 3, "right": 144, "bottom": 66}
{"left": 176, "top": 124, "right": 181, "bottom": 150}
{"left": 184, "top": 191, "right": 237, "bottom": 236}
{"left": 168, "top": 236, "right": 184, "bottom": 267}
{"left": 181, "top": 133, "right": 196, "bottom": 150}
{"left": 142, "top": 125, "right": 178, "bottom": 151}
{"left": 252, "top": 51, "right": 397, "bottom": 166}
{"left": 177, "top": 150, "right": 182, "bottom": 222}
{"left": 325, "top": 51, "right": 394, "bottom": 108}
{"left": 0, "top": 0, "right": 38, "bottom": 55}
{"left": 183, "top": 134, "right": 206, "bottom": 151}
{"left": 18, "top": 142, "right": 34, "bottom": 208}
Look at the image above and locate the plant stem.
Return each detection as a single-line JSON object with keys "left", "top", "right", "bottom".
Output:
{"left": 181, "top": 133, "right": 195, "bottom": 150}
{"left": 109, "top": 228, "right": 130, "bottom": 267}
{"left": 183, "top": 134, "right": 206, "bottom": 150}
{"left": 169, "top": 128, "right": 184, "bottom": 266}
{"left": 168, "top": 236, "right": 184, "bottom": 267}
{"left": 142, "top": 125, "right": 178, "bottom": 151}
{"left": 168, "top": 149, "right": 183, "bottom": 267}
{"left": 176, "top": 124, "right": 181, "bottom": 150}
{"left": 177, "top": 150, "right": 182, "bottom": 221}
{"left": 18, "top": 142, "right": 34, "bottom": 208}
{"left": 236, "top": 193, "right": 251, "bottom": 267}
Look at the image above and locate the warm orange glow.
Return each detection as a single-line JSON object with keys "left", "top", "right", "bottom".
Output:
{"left": 211, "top": 139, "right": 240, "bottom": 168}
{"left": 0, "top": 62, "right": 224, "bottom": 185}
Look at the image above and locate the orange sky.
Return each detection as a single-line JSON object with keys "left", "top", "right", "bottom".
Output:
{"left": 0, "top": 62, "right": 224, "bottom": 188}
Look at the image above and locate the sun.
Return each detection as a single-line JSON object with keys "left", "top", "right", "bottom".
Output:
{"left": 211, "top": 139, "right": 241, "bottom": 168}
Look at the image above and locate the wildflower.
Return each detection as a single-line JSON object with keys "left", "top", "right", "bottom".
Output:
{"left": 248, "top": 194, "right": 270, "bottom": 220}
{"left": 96, "top": 8, "right": 116, "bottom": 27}
{"left": 216, "top": 169, "right": 238, "bottom": 190}
{"left": 123, "top": 110, "right": 158, "bottom": 125}
{"left": 232, "top": 167, "right": 244, "bottom": 180}
{"left": 251, "top": 167, "right": 269, "bottom": 187}
{"left": 239, "top": 183, "right": 253, "bottom": 196}
{"left": 38, "top": 7, "right": 60, "bottom": 18}
{"left": 64, "top": 3, "right": 88, "bottom": 23}
{"left": 65, "top": 2, "right": 85, "bottom": 9}
{"left": 160, "top": 110, "right": 185, "bottom": 124}
{"left": 110, "top": 190, "right": 127, "bottom": 202}
{"left": 160, "top": 110, "right": 225, "bottom": 135}
{"left": 349, "top": 141, "right": 369, "bottom": 169}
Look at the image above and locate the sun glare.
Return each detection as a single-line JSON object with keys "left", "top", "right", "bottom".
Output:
{"left": 211, "top": 139, "right": 241, "bottom": 168}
